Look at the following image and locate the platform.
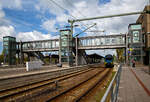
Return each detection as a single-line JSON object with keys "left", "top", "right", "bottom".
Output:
{"left": 0, "top": 64, "right": 91, "bottom": 80}
{"left": 0, "top": 65, "right": 68, "bottom": 80}
{"left": 117, "top": 66, "right": 150, "bottom": 102}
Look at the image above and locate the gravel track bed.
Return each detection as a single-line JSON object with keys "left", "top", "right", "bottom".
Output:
{"left": 0, "top": 67, "right": 89, "bottom": 90}
{"left": 26, "top": 68, "right": 104, "bottom": 102}
{"left": 49, "top": 68, "right": 109, "bottom": 102}
{"left": 0, "top": 67, "right": 93, "bottom": 101}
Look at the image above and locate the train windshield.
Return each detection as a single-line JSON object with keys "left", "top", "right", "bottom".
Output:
{"left": 105, "top": 55, "right": 113, "bottom": 60}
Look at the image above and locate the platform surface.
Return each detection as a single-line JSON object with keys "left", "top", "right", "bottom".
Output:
{"left": 0, "top": 65, "right": 68, "bottom": 80}
{"left": 117, "top": 66, "right": 150, "bottom": 102}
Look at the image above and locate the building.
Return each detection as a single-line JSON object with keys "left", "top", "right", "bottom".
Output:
{"left": 3, "top": 36, "right": 16, "bottom": 65}
{"left": 87, "top": 53, "right": 104, "bottom": 64}
{"left": 136, "top": 5, "right": 150, "bottom": 65}
{"left": 128, "top": 23, "right": 143, "bottom": 65}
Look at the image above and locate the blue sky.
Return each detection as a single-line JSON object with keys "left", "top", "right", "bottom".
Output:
{"left": 0, "top": 0, "right": 148, "bottom": 55}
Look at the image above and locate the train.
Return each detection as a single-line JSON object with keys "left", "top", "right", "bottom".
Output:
{"left": 104, "top": 54, "right": 114, "bottom": 68}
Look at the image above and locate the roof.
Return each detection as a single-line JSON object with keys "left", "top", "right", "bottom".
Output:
{"left": 87, "top": 53, "right": 104, "bottom": 59}
{"left": 3, "top": 36, "right": 16, "bottom": 39}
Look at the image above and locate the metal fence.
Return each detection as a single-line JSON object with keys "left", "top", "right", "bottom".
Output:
{"left": 101, "top": 64, "right": 122, "bottom": 102}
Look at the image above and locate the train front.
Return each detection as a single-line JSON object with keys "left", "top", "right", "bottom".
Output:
{"left": 104, "top": 54, "right": 114, "bottom": 68}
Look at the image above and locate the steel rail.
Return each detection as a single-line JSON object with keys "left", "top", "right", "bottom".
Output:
{"left": 47, "top": 68, "right": 107, "bottom": 102}
{"left": 0, "top": 67, "right": 93, "bottom": 100}
{"left": 75, "top": 69, "right": 111, "bottom": 102}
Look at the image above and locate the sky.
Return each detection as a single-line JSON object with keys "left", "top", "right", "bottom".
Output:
{"left": 0, "top": 0, "right": 148, "bottom": 56}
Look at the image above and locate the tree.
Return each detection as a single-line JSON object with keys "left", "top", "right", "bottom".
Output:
{"left": 116, "top": 49, "right": 125, "bottom": 63}
{"left": 0, "top": 50, "right": 4, "bottom": 63}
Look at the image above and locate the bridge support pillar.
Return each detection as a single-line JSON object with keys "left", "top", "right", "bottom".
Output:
{"left": 17, "top": 52, "right": 20, "bottom": 64}
{"left": 27, "top": 53, "right": 30, "bottom": 62}
{"left": 77, "top": 50, "right": 87, "bottom": 65}
{"left": 20, "top": 41, "right": 24, "bottom": 65}
{"left": 125, "top": 48, "right": 127, "bottom": 64}
{"left": 78, "top": 55, "right": 87, "bottom": 65}
{"left": 75, "top": 37, "right": 78, "bottom": 66}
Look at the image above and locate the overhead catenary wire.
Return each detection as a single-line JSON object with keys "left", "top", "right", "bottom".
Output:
{"left": 74, "top": 23, "right": 97, "bottom": 37}
{"left": 49, "top": 0, "right": 93, "bottom": 28}
{"left": 65, "top": 0, "right": 87, "bottom": 18}
{"left": 65, "top": 0, "right": 97, "bottom": 30}
{"left": 66, "top": 0, "right": 107, "bottom": 33}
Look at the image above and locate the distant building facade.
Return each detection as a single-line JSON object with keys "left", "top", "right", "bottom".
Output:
{"left": 136, "top": 5, "right": 150, "bottom": 65}
{"left": 136, "top": 5, "right": 150, "bottom": 48}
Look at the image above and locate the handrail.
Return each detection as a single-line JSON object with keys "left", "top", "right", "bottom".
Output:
{"left": 101, "top": 64, "right": 122, "bottom": 102}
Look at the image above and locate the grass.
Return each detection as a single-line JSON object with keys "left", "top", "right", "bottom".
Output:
{"left": 94, "top": 70, "right": 116, "bottom": 102}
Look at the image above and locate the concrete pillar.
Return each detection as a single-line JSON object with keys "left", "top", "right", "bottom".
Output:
{"left": 125, "top": 48, "right": 127, "bottom": 64}
{"left": 75, "top": 37, "right": 78, "bottom": 66}
{"left": 59, "top": 35, "right": 61, "bottom": 64}
{"left": 49, "top": 55, "right": 51, "bottom": 64}
{"left": 20, "top": 41, "right": 24, "bottom": 64}
{"left": 125, "top": 34, "right": 129, "bottom": 66}
{"left": 27, "top": 53, "right": 30, "bottom": 61}
{"left": 77, "top": 50, "right": 87, "bottom": 65}
{"left": 78, "top": 55, "right": 87, "bottom": 65}
{"left": 17, "top": 52, "right": 20, "bottom": 64}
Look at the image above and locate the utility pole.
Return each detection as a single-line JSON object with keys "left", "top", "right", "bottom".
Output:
{"left": 75, "top": 37, "right": 78, "bottom": 66}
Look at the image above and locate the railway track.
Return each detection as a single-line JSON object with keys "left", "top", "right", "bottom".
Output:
{"left": 0, "top": 66, "right": 90, "bottom": 90}
{"left": 48, "top": 68, "right": 110, "bottom": 102}
{"left": 0, "top": 67, "right": 96, "bottom": 101}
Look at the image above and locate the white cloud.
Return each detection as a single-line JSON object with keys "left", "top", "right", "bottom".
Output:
{"left": 41, "top": 19, "right": 57, "bottom": 32}
{"left": 35, "top": 0, "right": 65, "bottom": 16}
{"left": 72, "top": 0, "right": 147, "bottom": 35}
{"left": 0, "top": 3, "right": 15, "bottom": 42}
{"left": 36, "top": 0, "right": 147, "bottom": 35}
{"left": 0, "top": 25, "right": 16, "bottom": 41}
{"left": 0, "top": 4, "right": 10, "bottom": 26}
{"left": 0, "top": 26, "right": 59, "bottom": 42}
{"left": 0, "top": 0, "right": 22, "bottom": 9}
{"left": 56, "top": 14, "right": 69, "bottom": 23}
{"left": 0, "top": 6, "right": 4, "bottom": 18}
{"left": 17, "top": 30, "right": 58, "bottom": 41}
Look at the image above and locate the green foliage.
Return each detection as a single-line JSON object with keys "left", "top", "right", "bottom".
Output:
{"left": 116, "top": 49, "right": 125, "bottom": 62}
{"left": 0, "top": 50, "right": 4, "bottom": 63}
{"left": 113, "top": 55, "right": 117, "bottom": 62}
{"left": 44, "top": 58, "right": 50, "bottom": 64}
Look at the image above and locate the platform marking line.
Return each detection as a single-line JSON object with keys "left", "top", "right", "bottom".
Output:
{"left": 129, "top": 68, "right": 150, "bottom": 96}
